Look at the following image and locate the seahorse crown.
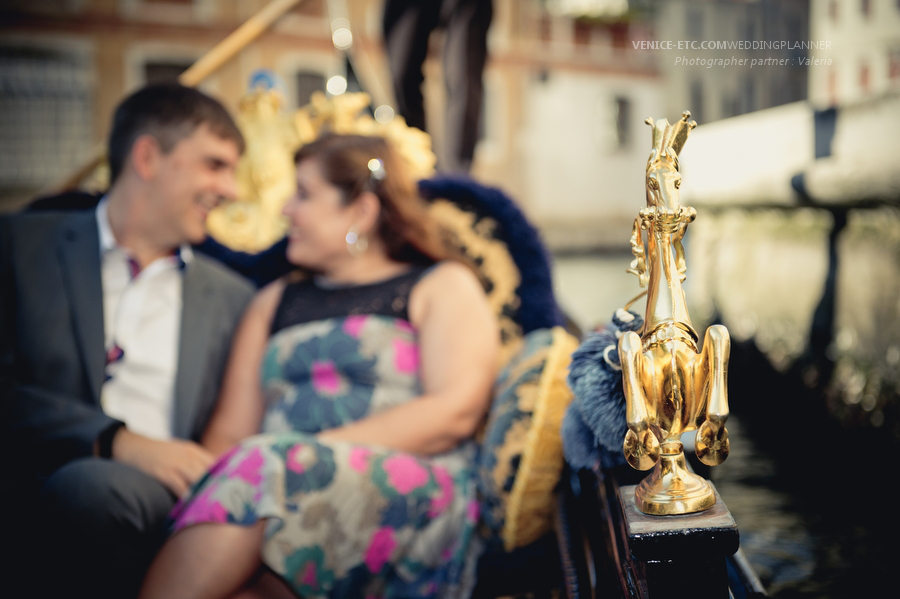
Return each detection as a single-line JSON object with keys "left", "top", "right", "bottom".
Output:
{"left": 645, "top": 110, "right": 697, "bottom": 172}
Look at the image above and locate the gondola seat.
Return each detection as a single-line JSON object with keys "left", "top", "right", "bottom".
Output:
{"left": 26, "top": 173, "right": 582, "bottom": 598}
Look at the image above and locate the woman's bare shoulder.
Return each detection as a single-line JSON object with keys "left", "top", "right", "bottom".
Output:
{"left": 409, "top": 260, "right": 490, "bottom": 325}
{"left": 417, "top": 260, "right": 483, "bottom": 293}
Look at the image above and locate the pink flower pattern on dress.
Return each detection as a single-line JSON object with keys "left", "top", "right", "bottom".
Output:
{"left": 342, "top": 315, "right": 368, "bottom": 338}
{"left": 364, "top": 527, "right": 396, "bottom": 573}
{"left": 392, "top": 338, "right": 419, "bottom": 374}
{"left": 286, "top": 444, "right": 309, "bottom": 474}
{"left": 172, "top": 313, "right": 478, "bottom": 598}
{"left": 428, "top": 466, "right": 455, "bottom": 517}
{"left": 382, "top": 454, "right": 429, "bottom": 494}
{"left": 231, "top": 447, "right": 264, "bottom": 485}
{"left": 208, "top": 445, "right": 240, "bottom": 476}
{"left": 311, "top": 360, "right": 341, "bottom": 395}
{"left": 301, "top": 560, "right": 318, "bottom": 587}
{"left": 349, "top": 446, "right": 374, "bottom": 473}
{"left": 174, "top": 487, "right": 229, "bottom": 529}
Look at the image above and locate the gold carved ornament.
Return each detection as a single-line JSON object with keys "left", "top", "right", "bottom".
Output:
{"left": 207, "top": 90, "right": 437, "bottom": 252}
{"left": 620, "top": 111, "right": 732, "bottom": 515}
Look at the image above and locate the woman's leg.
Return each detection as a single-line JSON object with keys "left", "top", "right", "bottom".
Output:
{"left": 229, "top": 570, "right": 299, "bottom": 599}
{"left": 138, "top": 521, "right": 267, "bottom": 599}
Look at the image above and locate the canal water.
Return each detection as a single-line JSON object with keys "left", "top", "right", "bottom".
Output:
{"left": 552, "top": 252, "right": 897, "bottom": 599}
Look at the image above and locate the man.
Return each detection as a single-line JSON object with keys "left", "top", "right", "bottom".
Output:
{"left": 0, "top": 84, "right": 255, "bottom": 597}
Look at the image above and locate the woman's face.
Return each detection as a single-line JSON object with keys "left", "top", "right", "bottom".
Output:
{"left": 282, "top": 158, "right": 360, "bottom": 270}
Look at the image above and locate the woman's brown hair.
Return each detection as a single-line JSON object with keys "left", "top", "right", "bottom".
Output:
{"left": 293, "top": 133, "right": 452, "bottom": 265}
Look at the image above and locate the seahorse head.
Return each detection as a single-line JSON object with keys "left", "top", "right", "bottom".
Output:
{"left": 645, "top": 111, "right": 697, "bottom": 214}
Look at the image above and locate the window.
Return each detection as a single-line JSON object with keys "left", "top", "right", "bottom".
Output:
{"left": 144, "top": 60, "right": 192, "bottom": 84}
{"left": 607, "top": 23, "right": 632, "bottom": 50}
{"left": 861, "top": 0, "right": 871, "bottom": 17}
{"left": 687, "top": 8, "right": 703, "bottom": 39}
{"left": 890, "top": 49, "right": 900, "bottom": 82}
{"left": 690, "top": 80, "right": 704, "bottom": 124}
{"left": 741, "top": 18, "right": 755, "bottom": 43}
{"left": 539, "top": 14, "right": 552, "bottom": 44}
{"left": 610, "top": 23, "right": 629, "bottom": 50}
{"left": 120, "top": 0, "right": 215, "bottom": 24}
{"left": 742, "top": 77, "right": 757, "bottom": 113}
{"left": 830, "top": 0, "right": 839, "bottom": 22}
{"left": 614, "top": 96, "right": 630, "bottom": 149}
{"left": 828, "top": 68, "right": 838, "bottom": 105}
{"left": 574, "top": 20, "right": 592, "bottom": 46}
{"left": 860, "top": 63, "right": 870, "bottom": 93}
{"left": 296, "top": 71, "right": 326, "bottom": 108}
{"left": 292, "top": 0, "right": 325, "bottom": 17}
{"left": 0, "top": 45, "right": 92, "bottom": 191}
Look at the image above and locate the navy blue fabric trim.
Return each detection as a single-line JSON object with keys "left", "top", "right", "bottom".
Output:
{"left": 194, "top": 236, "right": 291, "bottom": 288}
{"left": 418, "top": 174, "right": 564, "bottom": 333}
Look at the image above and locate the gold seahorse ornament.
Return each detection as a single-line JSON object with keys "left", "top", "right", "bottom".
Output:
{"left": 619, "top": 111, "right": 732, "bottom": 515}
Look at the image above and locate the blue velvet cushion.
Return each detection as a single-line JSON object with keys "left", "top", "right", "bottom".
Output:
{"left": 476, "top": 327, "right": 577, "bottom": 551}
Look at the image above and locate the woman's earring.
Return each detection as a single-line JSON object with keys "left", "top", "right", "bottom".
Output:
{"left": 345, "top": 228, "right": 369, "bottom": 257}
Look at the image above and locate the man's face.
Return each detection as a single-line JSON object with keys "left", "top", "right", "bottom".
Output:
{"left": 148, "top": 123, "right": 240, "bottom": 246}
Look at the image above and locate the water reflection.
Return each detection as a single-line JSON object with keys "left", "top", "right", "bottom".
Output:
{"left": 711, "top": 417, "right": 816, "bottom": 594}
{"left": 552, "top": 252, "right": 898, "bottom": 599}
{"left": 713, "top": 412, "right": 897, "bottom": 598}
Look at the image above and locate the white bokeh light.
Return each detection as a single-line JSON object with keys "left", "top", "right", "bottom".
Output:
{"left": 326, "top": 75, "right": 347, "bottom": 96}
{"left": 374, "top": 105, "right": 395, "bottom": 124}
{"left": 332, "top": 28, "right": 352, "bottom": 50}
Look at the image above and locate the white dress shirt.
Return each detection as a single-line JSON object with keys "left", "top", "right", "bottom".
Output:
{"left": 96, "top": 198, "right": 191, "bottom": 440}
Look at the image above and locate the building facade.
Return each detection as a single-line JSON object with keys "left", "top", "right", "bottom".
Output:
{"left": 0, "top": 0, "right": 666, "bottom": 250}
{"left": 808, "top": 0, "right": 900, "bottom": 107}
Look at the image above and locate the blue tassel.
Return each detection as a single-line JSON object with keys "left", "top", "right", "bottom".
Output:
{"left": 564, "top": 309, "right": 643, "bottom": 470}
{"left": 561, "top": 406, "right": 601, "bottom": 471}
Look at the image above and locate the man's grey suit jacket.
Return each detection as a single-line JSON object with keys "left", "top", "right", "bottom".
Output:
{"left": 0, "top": 209, "right": 255, "bottom": 479}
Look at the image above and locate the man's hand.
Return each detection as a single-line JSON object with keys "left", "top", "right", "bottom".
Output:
{"left": 111, "top": 428, "right": 216, "bottom": 497}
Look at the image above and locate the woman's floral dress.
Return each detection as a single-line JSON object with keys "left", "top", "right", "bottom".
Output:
{"left": 169, "top": 268, "right": 481, "bottom": 598}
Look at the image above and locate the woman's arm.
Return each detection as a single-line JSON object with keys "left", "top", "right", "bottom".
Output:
{"left": 317, "top": 261, "right": 499, "bottom": 455}
{"left": 200, "top": 279, "right": 285, "bottom": 458}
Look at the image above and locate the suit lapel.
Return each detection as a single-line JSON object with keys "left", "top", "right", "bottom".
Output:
{"left": 57, "top": 211, "right": 105, "bottom": 405}
{"left": 172, "top": 260, "right": 215, "bottom": 439}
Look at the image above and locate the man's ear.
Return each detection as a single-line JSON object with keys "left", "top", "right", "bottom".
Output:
{"left": 129, "top": 134, "right": 161, "bottom": 181}
{"left": 354, "top": 191, "right": 382, "bottom": 234}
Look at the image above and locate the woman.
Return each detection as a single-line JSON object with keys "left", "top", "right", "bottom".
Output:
{"left": 139, "top": 134, "right": 498, "bottom": 599}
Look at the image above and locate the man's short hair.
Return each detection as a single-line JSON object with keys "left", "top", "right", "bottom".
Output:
{"left": 107, "top": 83, "right": 245, "bottom": 185}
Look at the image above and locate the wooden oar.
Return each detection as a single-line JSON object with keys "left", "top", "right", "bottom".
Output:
{"left": 178, "top": 0, "right": 304, "bottom": 87}
{"left": 52, "top": 0, "right": 305, "bottom": 193}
